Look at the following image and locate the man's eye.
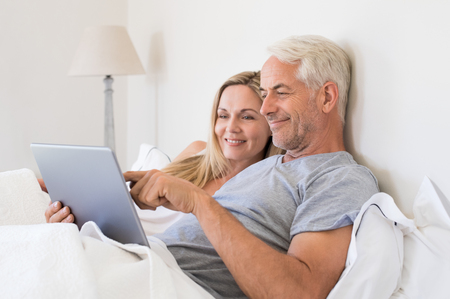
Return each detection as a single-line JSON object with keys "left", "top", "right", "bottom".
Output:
{"left": 261, "top": 94, "right": 267, "bottom": 99}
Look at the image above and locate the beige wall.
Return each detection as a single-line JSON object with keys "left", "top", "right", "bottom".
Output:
{"left": 127, "top": 0, "right": 450, "bottom": 217}
{"left": 2, "top": 0, "right": 450, "bottom": 217}
{"left": 0, "top": 0, "right": 129, "bottom": 174}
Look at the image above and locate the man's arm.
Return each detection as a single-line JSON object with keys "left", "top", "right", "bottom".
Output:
{"left": 194, "top": 196, "right": 351, "bottom": 299}
{"left": 126, "top": 170, "right": 351, "bottom": 298}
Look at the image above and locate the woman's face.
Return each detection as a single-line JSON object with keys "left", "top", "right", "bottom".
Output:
{"left": 215, "top": 84, "right": 272, "bottom": 166}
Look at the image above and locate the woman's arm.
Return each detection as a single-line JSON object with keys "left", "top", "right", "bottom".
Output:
{"left": 172, "top": 141, "right": 206, "bottom": 162}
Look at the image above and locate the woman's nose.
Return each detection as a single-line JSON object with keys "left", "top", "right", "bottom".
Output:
{"left": 226, "top": 117, "right": 241, "bottom": 133}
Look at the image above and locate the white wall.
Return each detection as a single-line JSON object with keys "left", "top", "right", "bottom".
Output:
{"left": 127, "top": 0, "right": 450, "bottom": 217}
{"left": 0, "top": 0, "right": 129, "bottom": 174}
{"left": 2, "top": 1, "right": 449, "bottom": 218}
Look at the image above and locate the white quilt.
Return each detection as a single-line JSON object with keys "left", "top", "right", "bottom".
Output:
{"left": 0, "top": 169, "right": 213, "bottom": 299}
{"left": 0, "top": 222, "right": 213, "bottom": 299}
{"left": 2, "top": 166, "right": 450, "bottom": 298}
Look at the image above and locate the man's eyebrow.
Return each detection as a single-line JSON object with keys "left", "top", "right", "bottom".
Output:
{"left": 259, "top": 83, "right": 289, "bottom": 91}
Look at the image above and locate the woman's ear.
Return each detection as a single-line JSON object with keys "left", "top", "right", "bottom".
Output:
{"left": 320, "top": 82, "right": 339, "bottom": 114}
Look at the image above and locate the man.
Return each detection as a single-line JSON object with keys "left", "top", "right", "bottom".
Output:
{"left": 47, "top": 35, "right": 378, "bottom": 298}
{"left": 125, "top": 35, "right": 379, "bottom": 298}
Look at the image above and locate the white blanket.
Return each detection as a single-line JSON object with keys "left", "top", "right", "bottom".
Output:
{"left": 0, "top": 169, "right": 213, "bottom": 299}
{"left": 0, "top": 222, "right": 213, "bottom": 298}
{"left": 4, "top": 167, "right": 450, "bottom": 298}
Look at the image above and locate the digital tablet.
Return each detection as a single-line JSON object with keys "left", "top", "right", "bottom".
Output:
{"left": 31, "top": 143, "right": 149, "bottom": 247}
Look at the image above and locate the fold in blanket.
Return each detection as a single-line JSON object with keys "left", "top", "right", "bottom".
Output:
{"left": 0, "top": 168, "right": 213, "bottom": 299}
{"left": 0, "top": 223, "right": 214, "bottom": 299}
{"left": 0, "top": 223, "right": 98, "bottom": 298}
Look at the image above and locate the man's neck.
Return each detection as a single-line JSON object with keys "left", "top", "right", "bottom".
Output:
{"left": 282, "top": 124, "right": 346, "bottom": 163}
{"left": 282, "top": 144, "right": 345, "bottom": 163}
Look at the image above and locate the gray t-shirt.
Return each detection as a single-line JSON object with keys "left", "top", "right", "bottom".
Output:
{"left": 154, "top": 151, "right": 379, "bottom": 298}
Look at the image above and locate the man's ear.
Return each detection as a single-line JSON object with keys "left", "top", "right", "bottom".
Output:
{"left": 320, "top": 82, "right": 339, "bottom": 114}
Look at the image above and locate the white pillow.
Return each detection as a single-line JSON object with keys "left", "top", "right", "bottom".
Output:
{"left": 327, "top": 193, "right": 415, "bottom": 299}
{"left": 130, "top": 144, "right": 186, "bottom": 236}
{"left": 0, "top": 168, "right": 50, "bottom": 226}
{"left": 130, "top": 143, "right": 172, "bottom": 172}
{"left": 391, "top": 177, "right": 450, "bottom": 299}
{"left": 329, "top": 177, "right": 450, "bottom": 299}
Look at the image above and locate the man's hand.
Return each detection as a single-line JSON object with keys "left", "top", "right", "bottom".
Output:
{"left": 123, "top": 171, "right": 148, "bottom": 189}
{"left": 123, "top": 170, "right": 211, "bottom": 214}
{"left": 45, "top": 201, "right": 75, "bottom": 223}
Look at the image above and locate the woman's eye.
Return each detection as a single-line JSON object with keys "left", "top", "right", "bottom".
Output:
{"left": 243, "top": 115, "right": 254, "bottom": 120}
{"left": 218, "top": 115, "right": 228, "bottom": 119}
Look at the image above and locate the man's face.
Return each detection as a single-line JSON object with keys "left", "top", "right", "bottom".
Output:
{"left": 260, "top": 56, "right": 321, "bottom": 152}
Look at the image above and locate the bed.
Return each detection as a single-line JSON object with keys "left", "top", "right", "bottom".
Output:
{"left": 1, "top": 144, "right": 449, "bottom": 298}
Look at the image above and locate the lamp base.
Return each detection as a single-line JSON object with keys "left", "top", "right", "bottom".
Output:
{"left": 104, "top": 75, "right": 115, "bottom": 152}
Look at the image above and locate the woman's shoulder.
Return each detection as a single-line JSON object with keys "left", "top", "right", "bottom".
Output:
{"left": 172, "top": 141, "right": 207, "bottom": 162}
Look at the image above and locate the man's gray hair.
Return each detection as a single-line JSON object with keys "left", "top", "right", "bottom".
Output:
{"left": 267, "top": 35, "right": 351, "bottom": 125}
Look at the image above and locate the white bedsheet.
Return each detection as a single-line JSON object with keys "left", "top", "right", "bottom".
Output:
{"left": 3, "top": 166, "right": 450, "bottom": 298}
{"left": 0, "top": 221, "right": 213, "bottom": 299}
{"left": 0, "top": 168, "right": 213, "bottom": 299}
{"left": 0, "top": 223, "right": 97, "bottom": 298}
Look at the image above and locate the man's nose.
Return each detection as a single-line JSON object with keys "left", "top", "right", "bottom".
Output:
{"left": 260, "top": 93, "right": 276, "bottom": 117}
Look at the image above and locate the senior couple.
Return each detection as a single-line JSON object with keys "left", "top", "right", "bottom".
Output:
{"left": 46, "top": 35, "right": 379, "bottom": 298}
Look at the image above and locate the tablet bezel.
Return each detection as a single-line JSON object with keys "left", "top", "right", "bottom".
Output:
{"left": 31, "top": 143, "right": 149, "bottom": 247}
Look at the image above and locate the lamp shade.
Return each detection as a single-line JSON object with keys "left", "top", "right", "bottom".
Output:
{"left": 68, "top": 26, "right": 145, "bottom": 76}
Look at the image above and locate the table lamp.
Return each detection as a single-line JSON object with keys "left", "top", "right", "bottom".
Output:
{"left": 68, "top": 26, "right": 145, "bottom": 152}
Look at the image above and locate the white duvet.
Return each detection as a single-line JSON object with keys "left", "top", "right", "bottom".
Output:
{"left": 0, "top": 221, "right": 213, "bottom": 299}
{"left": 2, "top": 165, "right": 450, "bottom": 299}
{"left": 0, "top": 169, "right": 212, "bottom": 299}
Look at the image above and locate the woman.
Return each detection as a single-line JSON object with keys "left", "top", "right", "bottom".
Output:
{"left": 45, "top": 71, "right": 284, "bottom": 223}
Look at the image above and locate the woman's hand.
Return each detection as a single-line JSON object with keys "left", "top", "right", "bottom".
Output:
{"left": 37, "top": 178, "right": 48, "bottom": 193}
{"left": 44, "top": 201, "right": 75, "bottom": 223}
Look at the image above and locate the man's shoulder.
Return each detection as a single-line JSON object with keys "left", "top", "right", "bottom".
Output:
{"left": 289, "top": 151, "right": 378, "bottom": 192}
{"left": 301, "top": 151, "right": 369, "bottom": 173}
{"left": 303, "top": 151, "right": 379, "bottom": 195}
{"left": 323, "top": 151, "right": 378, "bottom": 185}
{"left": 279, "top": 151, "right": 356, "bottom": 175}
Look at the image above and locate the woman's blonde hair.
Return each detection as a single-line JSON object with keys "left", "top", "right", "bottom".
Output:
{"left": 162, "top": 71, "right": 285, "bottom": 188}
